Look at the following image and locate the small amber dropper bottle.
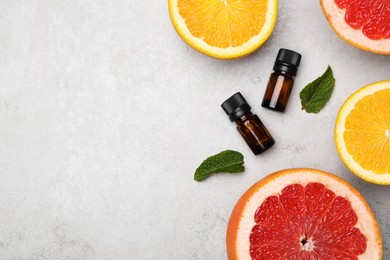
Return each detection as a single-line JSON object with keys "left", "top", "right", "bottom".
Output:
{"left": 221, "top": 92, "right": 275, "bottom": 155}
{"left": 262, "top": 49, "right": 302, "bottom": 112}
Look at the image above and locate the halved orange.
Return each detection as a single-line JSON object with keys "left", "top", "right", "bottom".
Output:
{"left": 227, "top": 168, "right": 382, "bottom": 259}
{"left": 168, "top": 0, "right": 278, "bottom": 59}
{"left": 335, "top": 80, "right": 390, "bottom": 184}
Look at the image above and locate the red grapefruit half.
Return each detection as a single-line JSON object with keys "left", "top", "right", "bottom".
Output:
{"left": 226, "top": 168, "right": 382, "bottom": 259}
{"left": 320, "top": 0, "right": 390, "bottom": 54}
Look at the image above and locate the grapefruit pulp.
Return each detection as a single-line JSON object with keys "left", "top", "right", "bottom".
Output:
{"left": 226, "top": 168, "right": 382, "bottom": 259}
{"left": 320, "top": 0, "right": 390, "bottom": 54}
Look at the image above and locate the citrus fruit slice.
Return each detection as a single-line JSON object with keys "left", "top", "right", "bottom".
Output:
{"left": 168, "top": 0, "right": 278, "bottom": 59}
{"left": 320, "top": 0, "right": 390, "bottom": 54}
{"left": 335, "top": 80, "right": 390, "bottom": 185}
{"left": 226, "top": 168, "right": 382, "bottom": 259}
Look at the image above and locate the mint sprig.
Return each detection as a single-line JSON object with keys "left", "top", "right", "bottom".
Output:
{"left": 194, "top": 150, "right": 245, "bottom": 182}
{"left": 300, "top": 65, "right": 335, "bottom": 113}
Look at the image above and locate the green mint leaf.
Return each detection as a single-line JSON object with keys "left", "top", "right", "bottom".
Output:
{"left": 194, "top": 150, "right": 244, "bottom": 182}
{"left": 300, "top": 65, "right": 335, "bottom": 113}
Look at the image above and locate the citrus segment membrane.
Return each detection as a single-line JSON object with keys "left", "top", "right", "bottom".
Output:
{"left": 178, "top": 0, "right": 267, "bottom": 48}
{"left": 334, "top": 0, "right": 390, "bottom": 40}
{"left": 249, "top": 182, "right": 366, "bottom": 259}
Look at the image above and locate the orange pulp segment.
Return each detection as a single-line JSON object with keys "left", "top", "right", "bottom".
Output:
{"left": 178, "top": 0, "right": 268, "bottom": 48}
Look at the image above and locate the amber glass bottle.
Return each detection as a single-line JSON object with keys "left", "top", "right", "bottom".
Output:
{"left": 262, "top": 49, "right": 302, "bottom": 112}
{"left": 221, "top": 92, "right": 275, "bottom": 155}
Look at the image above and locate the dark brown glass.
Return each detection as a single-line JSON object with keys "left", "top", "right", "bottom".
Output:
{"left": 235, "top": 112, "right": 275, "bottom": 155}
{"left": 262, "top": 70, "right": 295, "bottom": 112}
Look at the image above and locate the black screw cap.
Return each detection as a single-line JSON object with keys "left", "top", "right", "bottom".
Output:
{"left": 273, "top": 48, "right": 302, "bottom": 76}
{"left": 221, "top": 92, "right": 251, "bottom": 122}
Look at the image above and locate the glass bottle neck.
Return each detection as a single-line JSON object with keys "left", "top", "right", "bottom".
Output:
{"left": 273, "top": 70, "right": 295, "bottom": 79}
{"left": 236, "top": 112, "right": 253, "bottom": 124}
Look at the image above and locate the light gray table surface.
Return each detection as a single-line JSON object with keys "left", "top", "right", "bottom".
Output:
{"left": 0, "top": 0, "right": 389, "bottom": 259}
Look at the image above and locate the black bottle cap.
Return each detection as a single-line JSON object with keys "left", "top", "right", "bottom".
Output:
{"left": 273, "top": 48, "right": 302, "bottom": 76}
{"left": 221, "top": 92, "right": 251, "bottom": 122}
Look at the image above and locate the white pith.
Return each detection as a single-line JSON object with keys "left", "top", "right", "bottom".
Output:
{"left": 169, "top": 0, "right": 278, "bottom": 58}
{"left": 321, "top": 0, "right": 390, "bottom": 54}
{"left": 335, "top": 81, "right": 390, "bottom": 184}
{"left": 300, "top": 236, "right": 314, "bottom": 251}
{"left": 234, "top": 170, "right": 381, "bottom": 259}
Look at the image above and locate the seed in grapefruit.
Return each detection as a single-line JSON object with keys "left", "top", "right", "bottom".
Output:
{"left": 320, "top": 0, "right": 390, "bottom": 54}
{"left": 226, "top": 168, "right": 382, "bottom": 259}
{"left": 168, "top": 0, "right": 278, "bottom": 59}
{"left": 335, "top": 80, "right": 390, "bottom": 185}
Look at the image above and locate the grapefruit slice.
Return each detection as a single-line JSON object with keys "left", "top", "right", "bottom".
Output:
{"left": 168, "top": 0, "right": 278, "bottom": 59}
{"left": 320, "top": 0, "right": 390, "bottom": 54}
{"left": 226, "top": 168, "right": 382, "bottom": 259}
{"left": 335, "top": 80, "right": 390, "bottom": 185}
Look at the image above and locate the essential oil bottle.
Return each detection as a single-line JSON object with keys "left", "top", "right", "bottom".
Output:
{"left": 221, "top": 92, "right": 275, "bottom": 155}
{"left": 261, "top": 48, "right": 302, "bottom": 112}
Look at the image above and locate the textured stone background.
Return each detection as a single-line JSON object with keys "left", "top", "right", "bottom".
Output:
{"left": 0, "top": 0, "right": 389, "bottom": 259}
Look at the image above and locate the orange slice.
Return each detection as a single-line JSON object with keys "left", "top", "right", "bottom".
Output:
{"left": 227, "top": 168, "right": 382, "bottom": 259}
{"left": 168, "top": 0, "right": 278, "bottom": 59}
{"left": 335, "top": 80, "right": 390, "bottom": 184}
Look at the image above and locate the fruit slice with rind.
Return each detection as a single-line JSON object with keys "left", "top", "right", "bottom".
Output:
{"left": 168, "top": 0, "right": 278, "bottom": 59}
{"left": 320, "top": 0, "right": 390, "bottom": 54}
{"left": 226, "top": 168, "right": 382, "bottom": 260}
{"left": 335, "top": 80, "right": 390, "bottom": 185}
